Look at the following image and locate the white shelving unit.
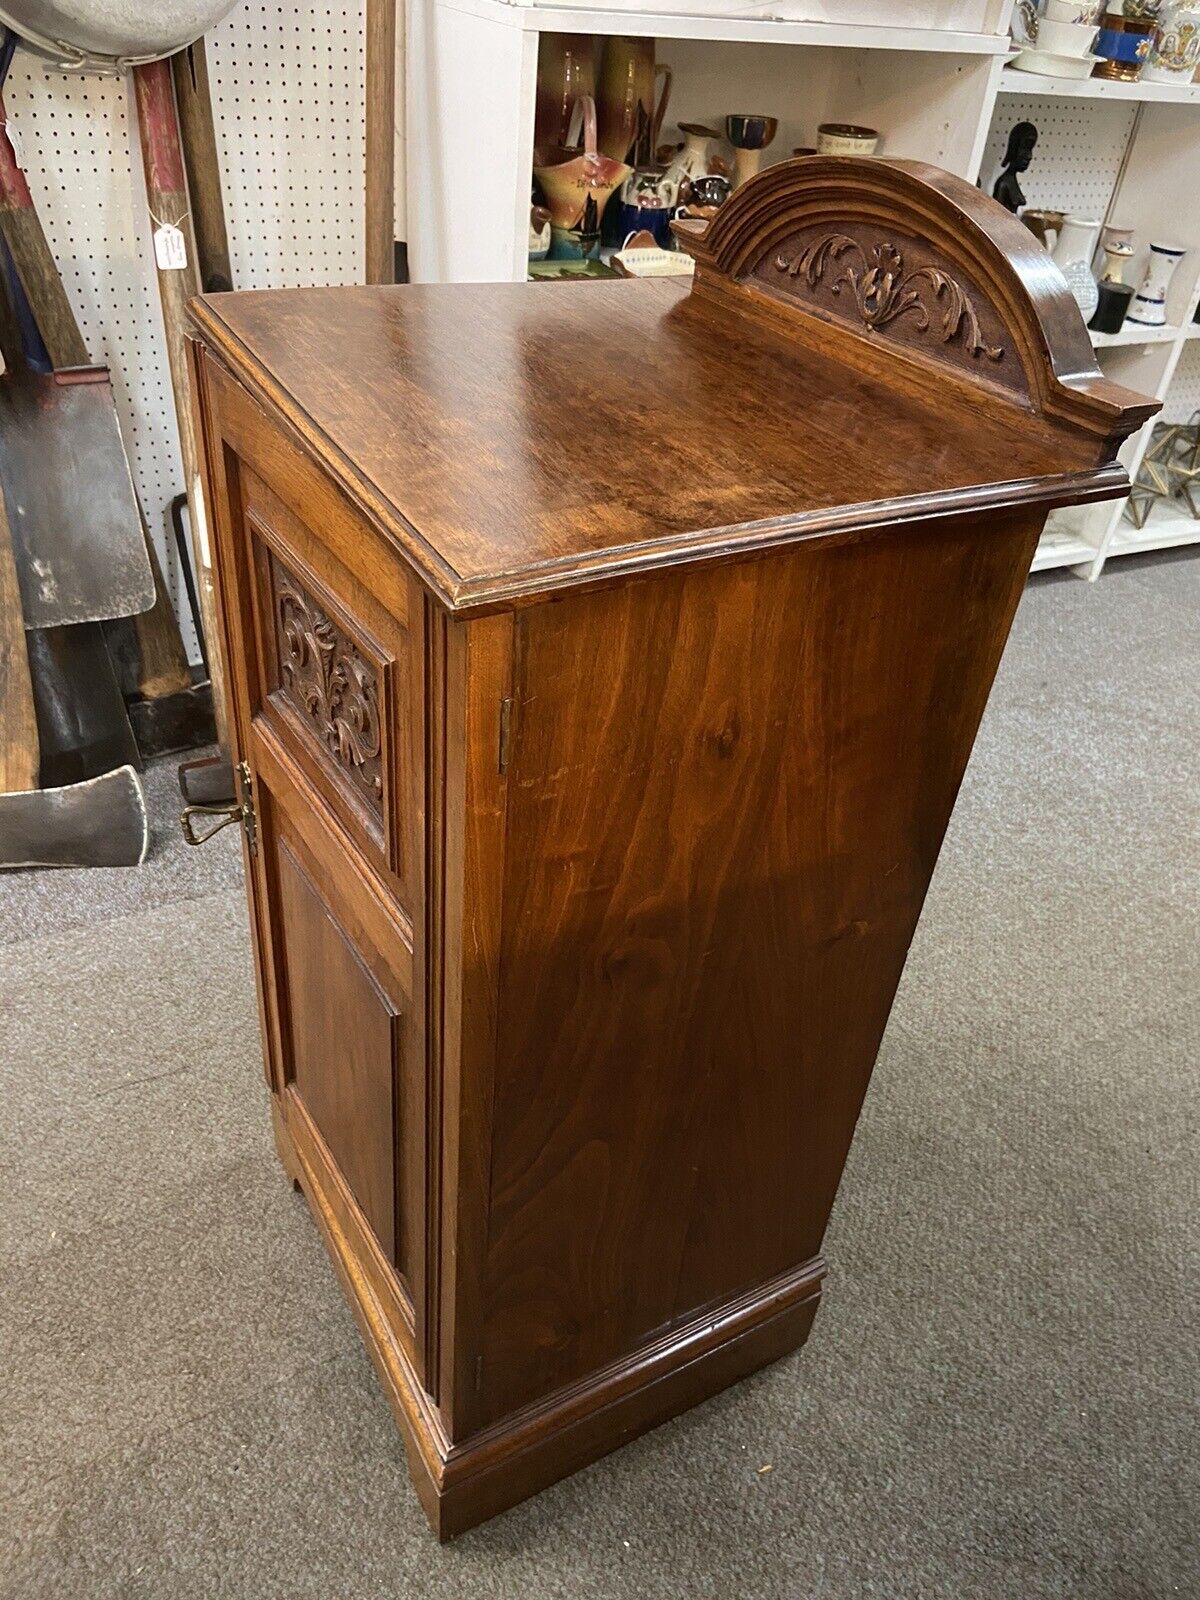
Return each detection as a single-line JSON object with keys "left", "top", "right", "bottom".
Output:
{"left": 407, "top": 0, "right": 1200, "bottom": 579}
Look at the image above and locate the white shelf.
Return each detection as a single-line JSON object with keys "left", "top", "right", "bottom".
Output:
{"left": 998, "top": 64, "right": 1200, "bottom": 102}
{"left": 1109, "top": 501, "right": 1200, "bottom": 557}
{"left": 441, "top": 0, "right": 1010, "bottom": 49}
{"left": 1092, "top": 322, "right": 1181, "bottom": 348}
{"left": 1032, "top": 515, "right": 1098, "bottom": 572}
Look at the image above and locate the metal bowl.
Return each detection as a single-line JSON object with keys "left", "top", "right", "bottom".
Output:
{"left": 0, "top": 0, "right": 240, "bottom": 71}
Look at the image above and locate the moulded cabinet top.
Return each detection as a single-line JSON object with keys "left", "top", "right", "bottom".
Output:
{"left": 190, "top": 161, "right": 1156, "bottom": 613}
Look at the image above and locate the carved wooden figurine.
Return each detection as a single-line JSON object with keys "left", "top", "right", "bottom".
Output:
{"left": 186, "top": 158, "right": 1155, "bottom": 1538}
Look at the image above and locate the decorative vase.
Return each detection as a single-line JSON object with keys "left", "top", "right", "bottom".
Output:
{"left": 660, "top": 122, "right": 722, "bottom": 208}
{"left": 726, "top": 113, "right": 778, "bottom": 188}
{"left": 596, "top": 37, "right": 671, "bottom": 166}
{"left": 1127, "top": 241, "right": 1187, "bottom": 325}
{"left": 1092, "top": 10, "right": 1155, "bottom": 76}
{"left": 1099, "top": 239, "right": 1135, "bottom": 282}
{"left": 1143, "top": 5, "right": 1200, "bottom": 80}
{"left": 534, "top": 34, "right": 596, "bottom": 149}
{"left": 533, "top": 96, "right": 631, "bottom": 261}
{"left": 1050, "top": 216, "right": 1102, "bottom": 320}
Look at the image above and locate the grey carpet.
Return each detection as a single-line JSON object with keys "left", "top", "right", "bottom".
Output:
{"left": 2, "top": 554, "right": 1197, "bottom": 1599}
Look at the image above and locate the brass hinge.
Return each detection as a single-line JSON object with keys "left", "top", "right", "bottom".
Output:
{"left": 180, "top": 759, "right": 257, "bottom": 855}
{"left": 237, "top": 760, "right": 258, "bottom": 856}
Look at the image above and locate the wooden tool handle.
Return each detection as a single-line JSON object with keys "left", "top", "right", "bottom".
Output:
{"left": 0, "top": 488, "right": 39, "bottom": 793}
{"left": 0, "top": 92, "right": 90, "bottom": 370}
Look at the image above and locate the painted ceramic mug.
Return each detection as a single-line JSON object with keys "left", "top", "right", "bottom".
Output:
{"left": 1143, "top": 6, "right": 1200, "bottom": 80}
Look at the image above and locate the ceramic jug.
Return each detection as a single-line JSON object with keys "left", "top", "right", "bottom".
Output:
{"left": 660, "top": 123, "right": 722, "bottom": 208}
{"left": 596, "top": 37, "right": 671, "bottom": 165}
{"left": 1128, "top": 241, "right": 1187, "bottom": 326}
{"left": 534, "top": 33, "right": 596, "bottom": 149}
{"left": 1050, "top": 216, "right": 1101, "bottom": 319}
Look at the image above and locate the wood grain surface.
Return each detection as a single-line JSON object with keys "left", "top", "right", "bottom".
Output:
{"left": 189, "top": 157, "right": 1158, "bottom": 1535}
{"left": 0, "top": 488, "right": 38, "bottom": 793}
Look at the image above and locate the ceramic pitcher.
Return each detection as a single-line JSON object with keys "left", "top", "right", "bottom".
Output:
{"left": 596, "top": 37, "right": 671, "bottom": 165}
{"left": 1050, "top": 216, "right": 1101, "bottom": 320}
{"left": 660, "top": 123, "right": 722, "bottom": 208}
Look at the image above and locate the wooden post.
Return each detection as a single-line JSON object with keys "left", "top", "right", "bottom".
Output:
{"left": 0, "top": 493, "right": 38, "bottom": 794}
{"left": 131, "top": 57, "right": 229, "bottom": 747}
{"left": 171, "top": 41, "right": 233, "bottom": 295}
{"left": 365, "top": 0, "right": 396, "bottom": 285}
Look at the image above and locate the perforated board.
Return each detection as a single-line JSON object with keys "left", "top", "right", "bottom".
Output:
{"left": 979, "top": 94, "right": 1136, "bottom": 220}
{"left": 1162, "top": 339, "right": 1200, "bottom": 423}
{"left": 4, "top": 1, "right": 366, "bottom": 664}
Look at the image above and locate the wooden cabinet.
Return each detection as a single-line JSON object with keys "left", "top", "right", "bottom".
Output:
{"left": 188, "top": 158, "right": 1154, "bottom": 1538}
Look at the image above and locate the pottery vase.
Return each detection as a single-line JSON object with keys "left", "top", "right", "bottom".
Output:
{"left": 661, "top": 123, "right": 722, "bottom": 208}
{"left": 1051, "top": 216, "right": 1102, "bottom": 319}
{"left": 534, "top": 34, "right": 596, "bottom": 148}
{"left": 533, "top": 96, "right": 631, "bottom": 260}
{"left": 1128, "top": 241, "right": 1187, "bottom": 325}
{"left": 726, "top": 113, "right": 778, "bottom": 189}
{"left": 1099, "top": 241, "right": 1135, "bottom": 283}
{"left": 596, "top": 37, "right": 671, "bottom": 166}
{"left": 1143, "top": 4, "right": 1200, "bottom": 79}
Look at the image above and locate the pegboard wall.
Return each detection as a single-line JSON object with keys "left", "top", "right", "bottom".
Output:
{"left": 1162, "top": 340, "right": 1200, "bottom": 423}
{"left": 980, "top": 94, "right": 1136, "bottom": 220}
{"left": 4, "top": 1, "right": 367, "bottom": 664}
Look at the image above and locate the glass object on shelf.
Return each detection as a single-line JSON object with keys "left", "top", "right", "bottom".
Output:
{"left": 1127, "top": 241, "right": 1186, "bottom": 325}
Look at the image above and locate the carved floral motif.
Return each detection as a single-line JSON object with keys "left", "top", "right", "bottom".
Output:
{"left": 773, "top": 235, "right": 1004, "bottom": 362}
{"left": 273, "top": 562, "right": 384, "bottom": 816}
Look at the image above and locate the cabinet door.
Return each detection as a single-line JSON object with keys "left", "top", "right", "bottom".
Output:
{"left": 192, "top": 345, "right": 427, "bottom": 1373}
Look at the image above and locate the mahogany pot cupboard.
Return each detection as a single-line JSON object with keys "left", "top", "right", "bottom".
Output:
{"left": 185, "top": 159, "right": 1154, "bottom": 1538}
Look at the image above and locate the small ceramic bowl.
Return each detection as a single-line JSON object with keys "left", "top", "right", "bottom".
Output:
{"left": 816, "top": 123, "right": 879, "bottom": 156}
{"left": 1035, "top": 17, "right": 1099, "bottom": 54}
{"left": 1009, "top": 46, "right": 1097, "bottom": 76}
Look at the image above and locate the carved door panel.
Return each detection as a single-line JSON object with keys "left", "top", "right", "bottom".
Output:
{"left": 195, "top": 361, "right": 426, "bottom": 1371}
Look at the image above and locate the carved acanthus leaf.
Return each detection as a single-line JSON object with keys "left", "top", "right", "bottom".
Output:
{"left": 774, "top": 235, "right": 1004, "bottom": 362}
{"left": 275, "top": 566, "right": 383, "bottom": 815}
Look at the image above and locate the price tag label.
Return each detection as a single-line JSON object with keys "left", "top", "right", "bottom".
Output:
{"left": 154, "top": 223, "right": 188, "bottom": 271}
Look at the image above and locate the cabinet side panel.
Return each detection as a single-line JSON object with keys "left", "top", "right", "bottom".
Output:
{"left": 475, "top": 512, "right": 1039, "bottom": 1427}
